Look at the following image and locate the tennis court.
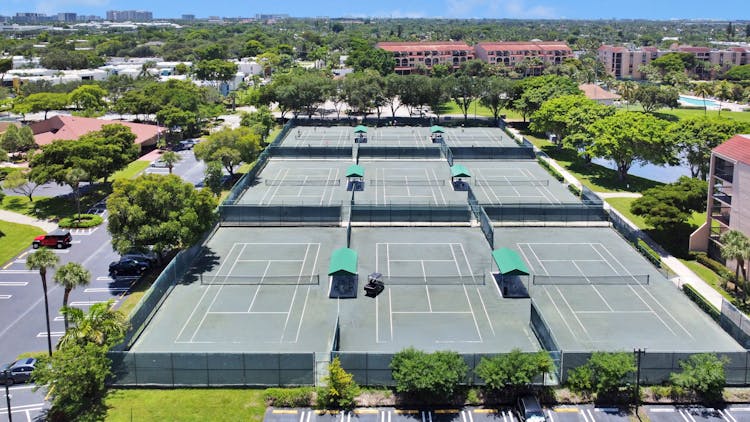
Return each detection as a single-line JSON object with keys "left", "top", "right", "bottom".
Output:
{"left": 353, "top": 160, "right": 467, "bottom": 205}
{"left": 131, "top": 227, "right": 344, "bottom": 352}
{"left": 283, "top": 126, "right": 356, "bottom": 147}
{"left": 238, "top": 159, "right": 353, "bottom": 206}
{"left": 494, "top": 227, "right": 744, "bottom": 352}
{"left": 439, "top": 127, "right": 517, "bottom": 148}
{"left": 339, "top": 227, "right": 540, "bottom": 353}
{"left": 460, "top": 160, "right": 577, "bottom": 205}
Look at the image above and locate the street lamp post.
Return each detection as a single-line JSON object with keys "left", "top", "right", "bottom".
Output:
{"left": 3, "top": 369, "right": 12, "bottom": 422}
{"left": 634, "top": 348, "right": 645, "bottom": 414}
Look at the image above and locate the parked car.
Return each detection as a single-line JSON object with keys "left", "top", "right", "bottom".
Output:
{"left": 122, "top": 251, "right": 158, "bottom": 266}
{"left": 0, "top": 358, "right": 37, "bottom": 385}
{"left": 150, "top": 159, "right": 169, "bottom": 168}
{"left": 109, "top": 258, "right": 149, "bottom": 277}
{"left": 517, "top": 395, "right": 546, "bottom": 422}
{"left": 86, "top": 203, "right": 107, "bottom": 215}
{"left": 32, "top": 229, "right": 72, "bottom": 249}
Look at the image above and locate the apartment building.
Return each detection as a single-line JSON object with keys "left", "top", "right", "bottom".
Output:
{"left": 376, "top": 41, "right": 474, "bottom": 74}
{"left": 599, "top": 44, "right": 750, "bottom": 80}
{"left": 106, "top": 10, "right": 153, "bottom": 21}
{"left": 690, "top": 135, "right": 750, "bottom": 264}
{"left": 474, "top": 41, "right": 573, "bottom": 75}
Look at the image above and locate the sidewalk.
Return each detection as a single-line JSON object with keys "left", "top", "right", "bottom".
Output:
{"left": 504, "top": 125, "right": 725, "bottom": 310}
{"left": 0, "top": 209, "right": 58, "bottom": 232}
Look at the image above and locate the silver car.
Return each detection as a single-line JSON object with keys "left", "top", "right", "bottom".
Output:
{"left": 0, "top": 358, "right": 37, "bottom": 385}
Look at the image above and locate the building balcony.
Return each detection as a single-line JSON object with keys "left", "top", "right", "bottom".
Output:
{"left": 713, "top": 192, "right": 733, "bottom": 205}
{"left": 714, "top": 170, "right": 734, "bottom": 183}
{"left": 711, "top": 213, "right": 731, "bottom": 227}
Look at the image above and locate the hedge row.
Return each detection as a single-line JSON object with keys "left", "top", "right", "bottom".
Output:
{"left": 57, "top": 214, "right": 104, "bottom": 228}
{"left": 682, "top": 282, "right": 721, "bottom": 322}
{"left": 692, "top": 251, "right": 736, "bottom": 283}
{"left": 567, "top": 184, "right": 582, "bottom": 197}
{"left": 537, "top": 157, "right": 565, "bottom": 182}
{"left": 637, "top": 239, "right": 662, "bottom": 268}
{"left": 264, "top": 387, "right": 314, "bottom": 407}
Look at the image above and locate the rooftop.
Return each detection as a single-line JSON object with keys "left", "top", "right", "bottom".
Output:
{"left": 30, "top": 115, "right": 165, "bottom": 147}
{"left": 578, "top": 83, "right": 621, "bottom": 101}
{"left": 714, "top": 135, "right": 750, "bottom": 165}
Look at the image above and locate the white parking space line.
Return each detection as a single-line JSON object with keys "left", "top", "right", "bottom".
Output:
{"left": 84, "top": 287, "right": 129, "bottom": 293}
{"left": 69, "top": 301, "right": 108, "bottom": 306}
{"left": 96, "top": 276, "right": 114, "bottom": 281}
{"left": 0, "top": 295, "right": 11, "bottom": 299}
{"left": 679, "top": 409, "right": 697, "bottom": 422}
{"left": 51, "top": 250, "right": 70, "bottom": 254}
{"left": 0, "top": 270, "right": 37, "bottom": 274}
{"left": 721, "top": 409, "right": 738, "bottom": 422}
{"left": 649, "top": 409, "right": 675, "bottom": 413}
{"left": 0, "top": 282, "right": 28, "bottom": 286}
{"left": 730, "top": 407, "right": 750, "bottom": 412}
{"left": 37, "top": 331, "right": 65, "bottom": 338}
{"left": 13, "top": 259, "right": 26, "bottom": 264}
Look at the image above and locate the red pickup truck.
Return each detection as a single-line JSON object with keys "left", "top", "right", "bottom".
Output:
{"left": 32, "top": 229, "right": 72, "bottom": 249}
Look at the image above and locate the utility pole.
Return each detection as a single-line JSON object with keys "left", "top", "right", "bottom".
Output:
{"left": 634, "top": 348, "right": 645, "bottom": 414}
{"left": 3, "top": 369, "right": 12, "bottom": 422}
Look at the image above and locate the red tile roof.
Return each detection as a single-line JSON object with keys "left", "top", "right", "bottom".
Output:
{"left": 477, "top": 41, "right": 571, "bottom": 51}
{"left": 714, "top": 135, "right": 750, "bottom": 165}
{"left": 578, "top": 84, "right": 621, "bottom": 101}
{"left": 30, "top": 115, "right": 165, "bottom": 147}
{"left": 376, "top": 41, "right": 472, "bottom": 52}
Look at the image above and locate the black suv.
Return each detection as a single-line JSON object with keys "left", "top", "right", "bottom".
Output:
{"left": 0, "top": 358, "right": 37, "bottom": 385}
{"left": 109, "top": 258, "right": 149, "bottom": 277}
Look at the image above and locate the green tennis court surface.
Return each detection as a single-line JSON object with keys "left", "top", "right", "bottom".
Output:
{"left": 495, "top": 227, "right": 744, "bottom": 352}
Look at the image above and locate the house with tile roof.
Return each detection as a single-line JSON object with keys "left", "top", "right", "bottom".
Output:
{"left": 29, "top": 115, "right": 165, "bottom": 152}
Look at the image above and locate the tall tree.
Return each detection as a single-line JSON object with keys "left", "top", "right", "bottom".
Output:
{"left": 479, "top": 76, "right": 514, "bottom": 124}
{"left": 630, "top": 176, "right": 708, "bottom": 230}
{"left": 510, "top": 74, "right": 581, "bottom": 121}
{"left": 65, "top": 167, "right": 88, "bottom": 220}
{"left": 475, "top": 349, "right": 553, "bottom": 393}
{"left": 26, "top": 248, "right": 60, "bottom": 356}
{"left": 720, "top": 230, "right": 750, "bottom": 297}
{"left": 194, "top": 127, "right": 260, "bottom": 178}
{"left": 715, "top": 81, "right": 734, "bottom": 117}
{"left": 17, "top": 92, "right": 69, "bottom": 119}
{"left": 160, "top": 151, "right": 182, "bottom": 174}
{"left": 2, "top": 170, "right": 39, "bottom": 201}
{"left": 693, "top": 83, "right": 714, "bottom": 117}
{"left": 107, "top": 174, "right": 218, "bottom": 257}
{"left": 530, "top": 95, "right": 614, "bottom": 149}
{"left": 53, "top": 263, "right": 91, "bottom": 331}
{"left": 670, "top": 354, "right": 727, "bottom": 402}
{"left": 669, "top": 118, "right": 749, "bottom": 179}
{"left": 68, "top": 84, "right": 108, "bottom": 112}
{"left": 448, "top": 74, "right": 483, "bottom": 122}
{"left": 586, "top": 111, "right": 671, "bottom": 180}
{"left": 203, "top": 160, "right": 224, "bottom": 197}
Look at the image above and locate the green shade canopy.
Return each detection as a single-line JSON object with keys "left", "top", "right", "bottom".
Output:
{"left": 451, "top": 164, "right": 472, "bottom": 178}
{"left": 492, "top": 248, "right": 530, "bottom": 276}
{"left": 430, "top": 125, "right": 445, "bottom": 134}
{"left": 354, "top": 125, "right": 368, "bottom": 133}
{"left": 346, "top": 164, "right": 365, "bottom": 178}
{"left": 329, "top": 247, "right": 358, "bottom": 276}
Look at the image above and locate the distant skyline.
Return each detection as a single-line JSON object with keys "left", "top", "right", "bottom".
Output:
{"left": 1, "top": 0, "right": 748, "bottom": 21}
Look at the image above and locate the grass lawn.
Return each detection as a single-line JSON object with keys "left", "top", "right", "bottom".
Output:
{"left": 523, "top": 132, "right": 663, "bottom": 193}
{"left": 0, "top": 185, "right": 111, "bottom": 221}
{"left": 441, "top": 100, "right": 521, "bottom": 120}
{"left": 679, "top": 258, "right": 734, "bottom": 303}
{"left": 0, "top": 220, "right": 44, "bottom": 265}
{"left": 605, "top": 197, "right": 648, "bottom": 228}
{"left": 620, "top": 104, "right": 750, "bottom": 123}
{"left": 105, "top": 389, "right": 266, "bottom": 422}
{"left": 109, "top": 160, "right": 150, "bottom": 181}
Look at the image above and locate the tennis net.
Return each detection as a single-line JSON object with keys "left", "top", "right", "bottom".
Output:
{"left": 474, "top": 179, "right": 549, "bottom": 187}
{"left": 376, "top": 273, "right": 485, "bottom": 285}
{"left": 264, "top": 179, "right": 341, "bottom": 186}
{"left": 200, "top": 274, "right": 321, "bottom": 285}
{"left": 368, "top": 179, "right": 445, "bottom": 186}
{"left": 532, "top": 274, "right": 650, "bottom": 286}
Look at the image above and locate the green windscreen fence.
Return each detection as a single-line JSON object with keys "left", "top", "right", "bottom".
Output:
{"left": 219, "top": 204, "right": 343, "bottom": 226}
{"left": 107, "top": 352, "right": 316, "bottom": 387}
{"left": 349, "top": 203, "right": 471, "bottom": 223}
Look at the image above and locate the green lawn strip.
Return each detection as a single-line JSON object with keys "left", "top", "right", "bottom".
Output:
{"left": 679, "top": 258, "right": 734, "bottom": 303}
{"left": 109, "top": 160, "right": 150, "bottom": 181}
{"left": 441, "top": 100, "right": 520, "bottom": 119}
{"left": 605, "top": 197, "right": 649, "bottom": 229}
{"left": 0, "top": 220, "right": 44, "bottom": 265}
{"left": 105, "top": 389, "right": 266, "bottom": 422}
{"left": 115, "top": 273, "right": 154, "bottom": 318}
{"left": 1, "top": 185, "right": 111, "bottom": 221}
{"left": 620, "top": 104, "right": 750, "bottom": 123}
{"left": 523, "top": 132, "right": 662, "bottom": 193}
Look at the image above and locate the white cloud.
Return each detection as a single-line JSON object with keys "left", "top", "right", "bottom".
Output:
{"left": 445, "top": 0, "right": 555, "bottom": 19}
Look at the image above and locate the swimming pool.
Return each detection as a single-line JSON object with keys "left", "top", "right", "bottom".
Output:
{"left": 679, "top": 95, "right": 720, "bottom": 107}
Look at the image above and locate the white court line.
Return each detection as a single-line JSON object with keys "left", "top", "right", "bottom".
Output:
{"left": 247, "top": 261, "right": 272, "bottom": 313}
{"left": 594, "top": 243, "right": 692, "bottom": 338}
{"left": 389, "top": 288, "right": 394, "bottom": 341}
{"left": 553, "top": 285, "right": 591, "bottom": 339}
{"left": 189, "top": 243, "right": 247, "bottom": 342}
{"left": 543, "top": 288, "right": 579, "bottom": 341}
{"left": 389, "top": 259, "right": 456, "bottom": 262}
{"left": 524, "top": 244, "right": 550, "bottom": 275}
{"left": 391, "top": 311, "right": 474, "bottom": 314}
{"left": 279, "top": 243, "right": 311, "bottom": 342}
{"left": 421, "top": 260, "right": 432, "bottom": 312}
{"left": 576, "top": 310, "right": 654, "bottom": 314}
{"left": 207, "top": 311, "right": 288, "bottom": 314}
{"left": 0, "top": 281, "right": 28, "bottom": 286}
{"left": 571, "top": 260, "right": 614, "bottom": 312}
{"left": 430, "top": 167, "right": 448, "bottom": 205}
{"left": 293, "top": 244, "right": 320, "bottom": 343}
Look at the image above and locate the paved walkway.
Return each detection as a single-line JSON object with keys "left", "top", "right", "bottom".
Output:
{"left": 504, "top": 126, "right": 725, "bottom": 310}
{"left": 0, "top": 209, "right": 58, "bottom": 232}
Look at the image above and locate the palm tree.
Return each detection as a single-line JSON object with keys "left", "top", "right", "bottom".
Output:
{"left": 161, "top": 151, "right": 182, "bottom": 174}
{"left": 720, "top": 230, "right": 750, "bottom": 299}
{"left": 693, "top": 82, "right": 714, "bottom": 117}
{"left": 53, "top": 262, "right": 91, "bottom": 331}
{"left": 618, "top": 81, "right": 637, "bottom": 110}
{"left": 59, "top": 300, "right": 129, "bottom": 348}
{"left": 26, "top": 248, "right": 59, "bottom": 356}
{"left": 715, "top": 81, "right": 734, "bottom": 117}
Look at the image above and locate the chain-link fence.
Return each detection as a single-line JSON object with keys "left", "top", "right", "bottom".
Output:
{"left": 350, "top": 203, "right": 471, "bottom": 223}
{"left": 484, "top": 203, "right": 607, "bottom": 223}
{"left": 219, "top": 204, "right": 342, "bottom": 226}
{"left": 450, "top": 146, "right": 535, "bottom": 160}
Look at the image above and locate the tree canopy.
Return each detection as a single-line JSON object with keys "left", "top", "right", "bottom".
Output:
{"left": 390, "top": 348, "right": 468, "bottom": 401}
{"left": 194, "top": 126, "right": 261, "bottom": 177}
{"left": 630, "top": 176, "right": 708, "bottom": 230}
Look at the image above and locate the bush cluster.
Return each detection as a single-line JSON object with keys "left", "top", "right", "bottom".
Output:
{"left": 636, "top": 239, "right": 662, "bottom": 268}
{"left": 691, "top": 251, "right": 736, "bottom": 284}
{"left": 536, "top": 157, "right": 565, "bottom": 182}
{"left": 264, "top": 388, "right": 314, "bottom": 407}
{"left": 682, "top": 283, "right": 721, "bottom": 321}
{"left": 57, "top": 214, "right": 104, "bottom": 228}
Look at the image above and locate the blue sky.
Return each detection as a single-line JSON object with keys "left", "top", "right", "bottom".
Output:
{"left": 1, "top": 0, "right": 747, "bottom": 20}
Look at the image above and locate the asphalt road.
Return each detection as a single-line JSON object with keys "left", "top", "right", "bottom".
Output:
{"left": 144, "top": 147, "right": 207, "bottom": 187}
{"left": 646, "top": 405, "right": 750, "bottom": 422}
{"left": 0, "top": 384, "right": 47, "bottom": 422}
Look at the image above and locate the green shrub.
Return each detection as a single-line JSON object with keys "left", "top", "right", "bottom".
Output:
{"left": 682, "top": 283, "right": 721, "bottom": 321}
{"left": 57, "top": 214, "right": 103, "bottom": 228}
{"left": 651, "top": 385, "right": 671, "bottom": 400}
{"left": 264, "top": 388, "right": 314, "bottom": 407}
{"left": 637, "top": 239, "right": 661, "bottom": 268}
{"left": 466, "top": 388, "right": 481, "bottom": 406}
{"left": 537, "top": 157, "right": 564, "bottom": 182}
{"left": 567, "top": 184, "right": 581, "bottom": 197}
{"left": 692, "top": 252, "right": 736, "bottom": 283}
